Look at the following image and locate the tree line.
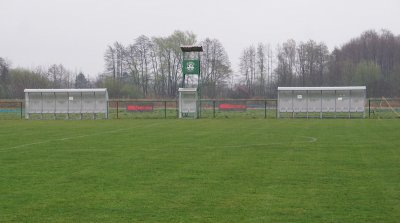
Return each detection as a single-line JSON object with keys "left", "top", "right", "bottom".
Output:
{"left": 271, "top": 30, "right": 400, "bottom": 97}
{"left": 1, "top": 29, "right": 399, "bottom": 99}
{"left": 0, "top": 62, "right": 91, "bottom": 99}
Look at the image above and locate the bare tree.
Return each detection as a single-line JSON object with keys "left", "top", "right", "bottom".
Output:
{"left": 200, "top": 38, "right": 232, "bottom": 98}
{"left": 75, "top": 72, "right": 90, "bottom": 88}
{"left": 9, "top": 68, "right": 50, "bottom": 98}
{"left": 239, "top": 46, "right": 256, "bottom": 96}
{"left": 275, "top": 39, "right": 296, "bottom": 87}
{"left": 0, "top": 57, "right": 11, "bottom": 98}
{"left": 113, "top": 42, "right": 125, "bottom": 81}
{"left": 265, "top": 44, "right": 274, "bottom": 97}
{"left": 104, "top": 45, "right": 117, "bottom": 80}
{"left": 47, "top": 64, "right": 72, "bottom": 88}
{"left": 134, "top": 35, "right": 152, "bottom": 97}
{"left": 296, "top": 40, "right": 329, "bottom": 86}
{"left": 256, "top": 43, "right": 267, "bottom": 96}
{"left": 124, "top": 44, "right": 140, "bottom": 88}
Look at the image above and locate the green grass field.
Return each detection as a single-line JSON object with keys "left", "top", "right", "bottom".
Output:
{"left": 1, "top": 119, "right": 399, "bottom": 222}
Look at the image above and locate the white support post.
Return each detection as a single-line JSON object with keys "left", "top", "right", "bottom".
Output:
{"left": 306, "top": 90, "right": 309, "bottom": 119}
{"left": 67, "top": 92, "right": 70, "bottom": 120}
{"left": 363, "top": 90, "right": 366, "bottom": 118}
{"left": 105, "top": 91, "right": 109, "bottom": 119}
{"left": 80, "top": 92, "right": 83, "bottom": 120}
{"left": 25, "top": 92, "right": 29, "bottom": 119}
{"left": 277, "top": 91, "right": 280, "bottom": 118}
{"left": 291, "top": 90, "right": 294, "bottom": 118}
{"left": 320, "top": 90, "right": 323, "bottom": 119}
{"left": 41, "top": 92, "right": 43, "bottom": 120}
{"left": 54, "top": 92, "right": 56, "bottom": 120}
{"left": 93, "top": 91, "right": 96, "bottom": 120}
{"left": 349, "top": 90, "right": 352, "bottom": 119}
{"left": 334, "top": 90, "right": 337, "bottom": 118}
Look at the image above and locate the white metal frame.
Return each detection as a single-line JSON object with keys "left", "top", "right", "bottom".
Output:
{"left": 277, "top": 86, "right": 366, "bottom": 118}
{"left": 24, "top": 89, "right": 109, "bottom": 119}
{"left": 178, "top": 88, "right": 198, "bottom": 119}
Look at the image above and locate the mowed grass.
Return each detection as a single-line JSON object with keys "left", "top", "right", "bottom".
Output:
{"left": 0, "top": 119, "right": 399, "bottom": 222}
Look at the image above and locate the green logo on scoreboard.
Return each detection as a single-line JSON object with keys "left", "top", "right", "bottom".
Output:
{"left": 183, "top": 60, "right": 200, "bottom": 75}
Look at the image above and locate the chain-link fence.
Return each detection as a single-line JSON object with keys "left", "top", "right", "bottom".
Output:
{"left": 108, "top": 100, "right": 178, "bottom": 119}
{"left": 2, "top": 98, "right": 400, "bottom": 120}
{"left": 0, "top": 100, "right": 23, "bottom": 120}
{"left": 199, "top": 99, "right": 277, "bottom": 119}
{"left": 368, "top": 98, "right": 400, "bottom": 119}
{"left": 109, "top": 99, "right": 278, "bottom": 119}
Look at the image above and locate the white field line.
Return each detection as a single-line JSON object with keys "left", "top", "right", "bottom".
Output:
{"left": 0, "top": 122, "right": 161, "bottom": 152}
{"left": 0, "top": 128, "right": 130, "bottom": 152}
{"left": 300, "top": 136, "right": 318, "bottom": 143}
{"left": 210, "top": 136, "right": 317, "bottom": 149}
{"left": 1, "top": 122, "right": 317, "bottom": 152}
{"left": 146, "top": 136, "right": 318, "bottom": 150}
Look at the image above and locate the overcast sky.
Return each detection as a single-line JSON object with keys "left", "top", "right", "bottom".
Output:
{"left": 1, "top": 0, "right": 399, "bottom": 78}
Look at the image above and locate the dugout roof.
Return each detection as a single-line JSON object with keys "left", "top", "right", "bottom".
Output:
{"left": 278, "top": 86, "right": 366, "bottom": 91}
{"left": 24, "top": 89, "right": 108, "bottom": 93}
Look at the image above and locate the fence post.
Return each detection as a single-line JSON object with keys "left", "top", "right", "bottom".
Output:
{"left": 368, "top": 99, "right": 371, "bottom": 118}
{"left": 199, "top": 100, "right": 201, "bottom": 118}
{"left": 264, "top": 100, "right": 267, "bottom": 119}
{"left": 116, "top": 101, "right": 119, "bottom": 119}
{"left": 164, "top": 101, "right": 167, "bottom": 119}
{"left": 20, "top": 102, "right": 23, "bottom": 119}
{"left": 176, "top": 101, "right": 179, "bottom": 118}
{"left": 213, "top": 100, "right": 216, "bottom": 118}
